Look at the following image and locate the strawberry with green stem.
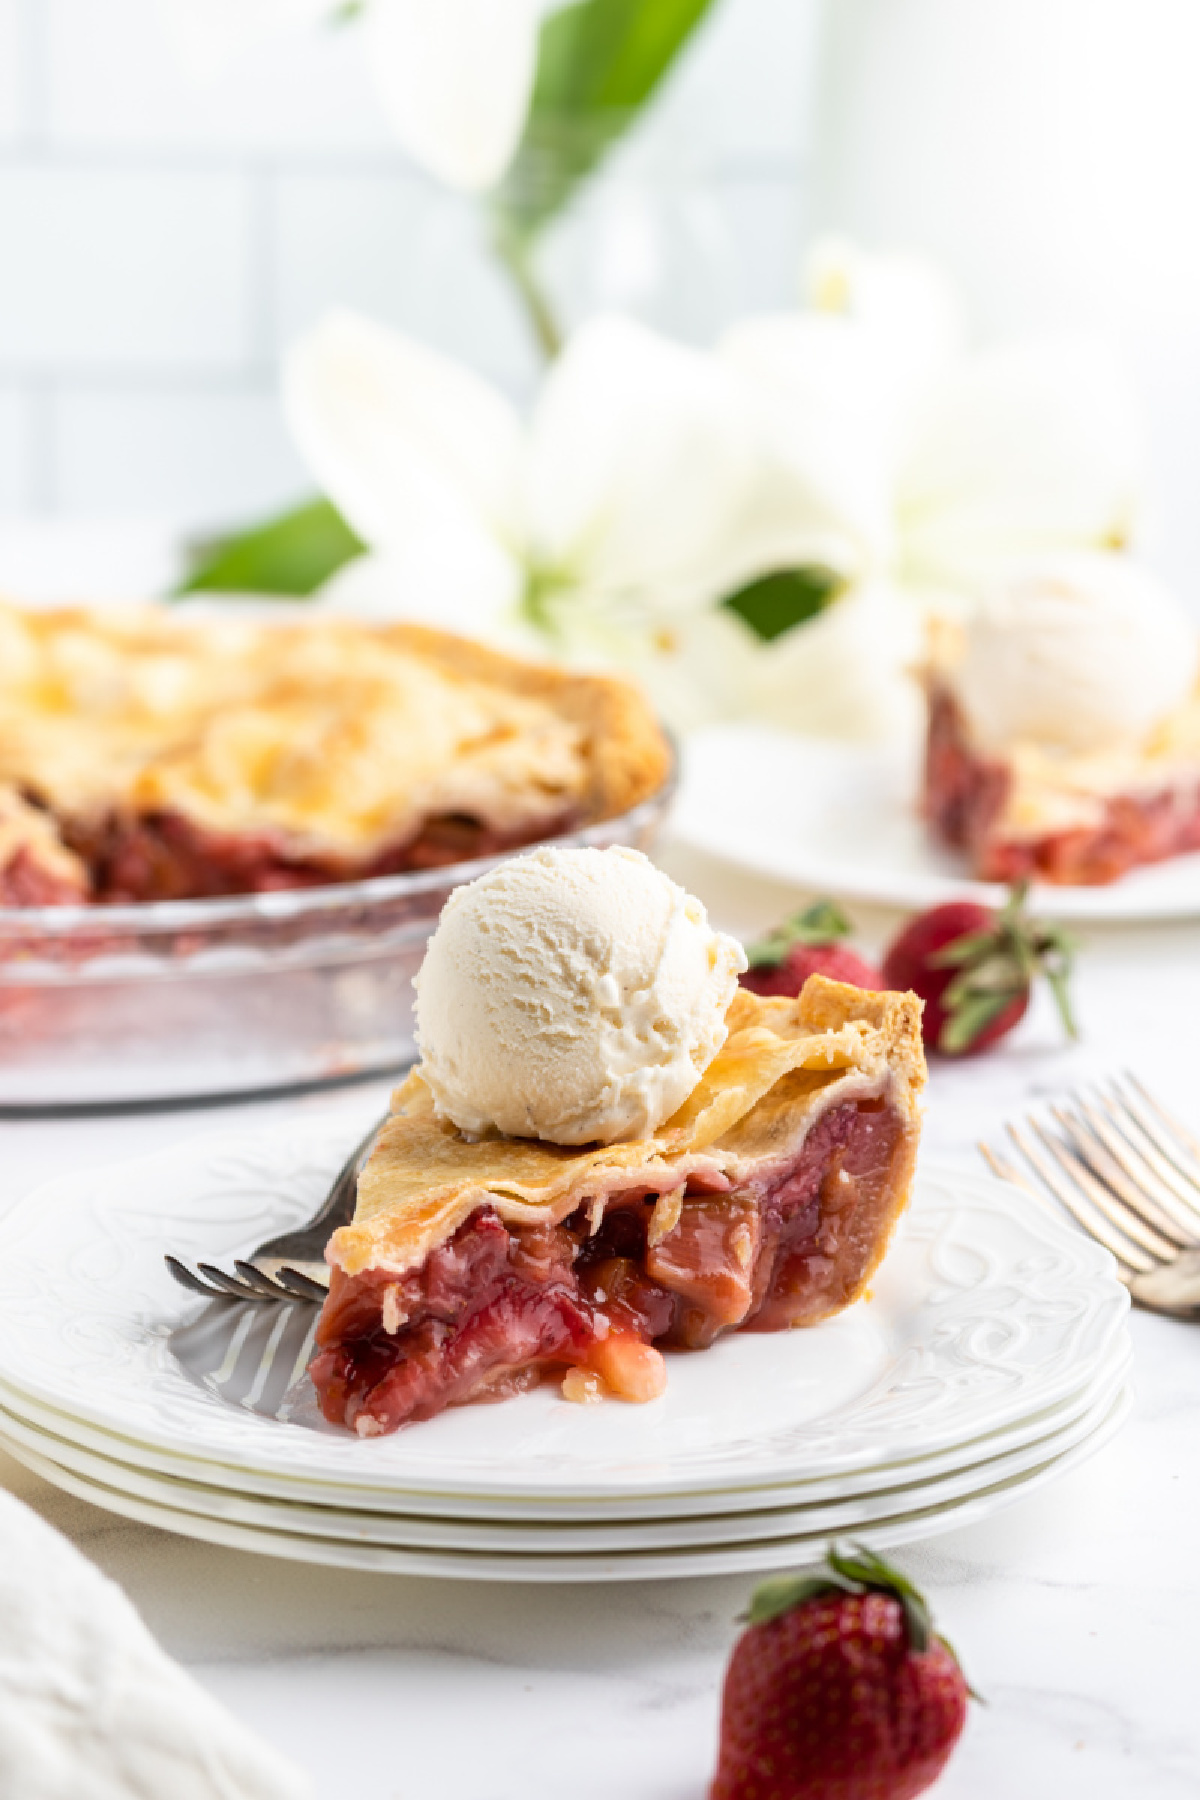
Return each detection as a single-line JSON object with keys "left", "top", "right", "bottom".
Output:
{"left": 881, "top": 883, "right": 1077, "bottom": 1056}
{"left": 741, "top": 900, "right": 884, "bottom": 999}
{"left": 711, "top": 1543, "right": 974, "bottom": 1800}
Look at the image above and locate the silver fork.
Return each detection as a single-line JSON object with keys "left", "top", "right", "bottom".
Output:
{"left": 164, "top": 1116, "right": 385, "bottom": 1303}
{"left": 979, "top": 1073, "right": 1200, "bottom": 1318}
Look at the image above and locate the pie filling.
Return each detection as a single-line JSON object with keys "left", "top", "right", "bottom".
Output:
{"left": 0, "top": 844, "right": 85, "bottom": 907}
{"left": 310, "top": 1095, "right": 909, "bottom": 1437}
{"left": 54, "top": 803, "right": 582, "bottom": 903}
{"left": 925, "top": 684, "right": 1200, "bottom": 885}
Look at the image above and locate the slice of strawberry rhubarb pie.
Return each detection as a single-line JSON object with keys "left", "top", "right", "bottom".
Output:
{"left": 310, "top": 848, "right": 925, "bottom": 1436}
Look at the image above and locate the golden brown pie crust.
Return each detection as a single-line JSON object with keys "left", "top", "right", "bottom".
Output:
{"left": 0, "top": 603, "right": 671, "bottom": 898}
{"left": 332, "top": 976, "right": 926, "bottom": 1293}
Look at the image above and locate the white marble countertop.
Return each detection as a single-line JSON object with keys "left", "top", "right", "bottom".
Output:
{"left": 2, "top": 841, "right": 1197, "bottom": 1800}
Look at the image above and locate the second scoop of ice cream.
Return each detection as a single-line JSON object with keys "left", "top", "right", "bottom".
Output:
{"left": 413, "top": 846, "right": 747, "bottom": 1146}
{"left": 954, "top": 551, "right": 1199, "bottom": 755}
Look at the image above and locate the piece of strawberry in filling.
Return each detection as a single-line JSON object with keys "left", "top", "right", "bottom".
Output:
{"left": 310, "top": 1096, "right": 910, "bottom": 1437}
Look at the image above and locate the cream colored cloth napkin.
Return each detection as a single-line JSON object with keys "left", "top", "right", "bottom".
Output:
{"left": 0, "top": 1490, "right": 313, "bottom": 1799}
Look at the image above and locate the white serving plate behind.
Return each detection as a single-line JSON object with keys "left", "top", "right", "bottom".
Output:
{"left": 673, "top": 725, "right": 1200, "bottom": 921}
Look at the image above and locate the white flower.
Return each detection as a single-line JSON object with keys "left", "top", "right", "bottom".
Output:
{"left": 725, "top": 243, "right": 1144, "bottom": 596}
{"left": 364, "top": 0, "right": 543, "bottom": 191}
{"left": 702, "top": 243, "right": 1146, "bottom": 738}
{"left": 283, "top": 245, "right": 1150, "bottom": 743}
{"left": 285, "top": 308, "right": 839, "bottom": 670}
{"left": 158, "top": 0, "right": 544, "bottom": 191}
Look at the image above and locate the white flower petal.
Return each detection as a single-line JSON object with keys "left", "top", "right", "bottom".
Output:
{"left": 731, "top": 580, "right": 924, "bottom": 742}
{"left": 527, "top": 316, "right": 766, "bottom": 615}
{"left": 157, "top": 0, "right": 331, "bottom": 77}
{"left": 314, "top": 533, "right": 525, "bottom": 644}
{"left": 632, "top": 608, "right": 768, "bottom": 734}
{"left": 284, "top": 309, "right": 526, "bottom": 561}
{"left": 720, "top": 313, "right": 897, "bottom": 578}
{"left": 364, "top": 0, "right": 540, "bottom": 190}
{"left": 897, "top": 334, "right": 1146, "bottom": 589}
{"left": 806, "top": 236, "right": 966, "bottom": 401}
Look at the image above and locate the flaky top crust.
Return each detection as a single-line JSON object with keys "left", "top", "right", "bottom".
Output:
{"left": 0, "top": 604, "right": 671, "bottom": 854}
{"left": 331, "top": 977, "right": 926, "bottom": 1278}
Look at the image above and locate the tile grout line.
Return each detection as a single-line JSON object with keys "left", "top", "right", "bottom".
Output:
{"left": 21, "top": 372, "right": 57, "bottom": 515}
{"left": 13, "top": 0, "right": 48, "bottom": 151}
{"left": 244, "top": 162, "right": 278, "bottom": 372}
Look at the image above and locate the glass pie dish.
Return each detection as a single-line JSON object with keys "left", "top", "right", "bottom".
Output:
{"left": 0, "top": 764, "right": 675, "bottom": 1110}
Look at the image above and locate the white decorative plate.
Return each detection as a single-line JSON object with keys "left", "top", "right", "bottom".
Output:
{"left": 0, "top": 1325, "right": 1130, "bottom": 1522}
{"left": 672, "top": 725, "right": 1200, "bottom": 921}
{"left": 0, "top": 1119, "right": 1129, "bottom": 1509}
{"left": 0, "top": 1345, "right": 1130, "bottom": 1554}
{"left": 0, "top": 1387, "right": 1131, "bottom": 1582}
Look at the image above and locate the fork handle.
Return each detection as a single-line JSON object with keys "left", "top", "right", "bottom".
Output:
{"left": 254, "top": 1115, "right": 386, "bottom": 1260}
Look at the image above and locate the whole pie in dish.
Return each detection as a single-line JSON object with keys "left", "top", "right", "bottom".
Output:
{"left": 0, "top": 604, "right": 670, "bottom": 904}
{"left": 922, "top": 564, "right": 1200, "bottom": 886}
{"left": 310, "top": 976, "right": 926, "bottom": 1437}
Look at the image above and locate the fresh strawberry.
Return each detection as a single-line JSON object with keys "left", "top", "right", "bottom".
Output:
{"left": 741, "top": 899, "right": 883, "bottom": 998}
{"left": 880, "top": 883, "right": 1077, "bottom": 1056}
{"left": 711, "top": 1543, "right": 972, "bottom": 1800}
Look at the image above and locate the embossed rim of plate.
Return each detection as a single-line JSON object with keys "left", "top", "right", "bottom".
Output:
{"left": 0, "top": 1118, "right": 1130, "bottom": 1500}
{"left": 0, "top": 1387, "right": 1132, "bottom": 1582}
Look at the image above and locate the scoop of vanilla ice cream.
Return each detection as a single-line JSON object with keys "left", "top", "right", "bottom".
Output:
{"left": 954, "top": 552, "right": 1199, "bottom": 755}
{"left": 413, "top": 846, "right": 747, "bottom": 1146}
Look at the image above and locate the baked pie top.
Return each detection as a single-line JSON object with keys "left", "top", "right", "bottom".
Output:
{"left": 332, "top": 977, "right": 926, "bottom": 1280}
{"left": 0, "top": 603, "right": 669, "bottom": 876}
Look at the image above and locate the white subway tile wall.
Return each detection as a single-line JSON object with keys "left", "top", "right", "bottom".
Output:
{"left": 0, "top": 385, "right": 30, "bottom": 509}
{"left": 0, "top": 0, "right": 818, "bottom": 533}
{"left": 0, "top": 1, "right": 23, "bottom": 143}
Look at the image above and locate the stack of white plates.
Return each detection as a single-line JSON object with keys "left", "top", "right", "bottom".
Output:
{"left": 0, "top": 1120, "right": 1131, "bottom": 1582}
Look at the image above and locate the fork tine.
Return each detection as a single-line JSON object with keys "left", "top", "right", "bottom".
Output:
{"left": 165, "top": 1255, "right": 229, "bottom": 1299}
{"left": 1124, "top": 1071, "right": 1200, "bottom": 1165}
{"left": 1028, "top": 1116, "right": 1174, "bottom": 1264}
{"left": 1049, "top": 1101, "right": 1194, "bottom": 1248}
{"left": 273, "top": 1266, "right": 329, "bottom": 1303}
{"left": 1109, "top": 1077, "right": 1200, "bottom": 1194}
{"left": 234, "top": 1260, "right": 294, "bottom": 1301}
{"left": 1006, "top": 1121, "right": 1152, "bottom": 1274}
{"left": 1095, "top": 1082, "right": 1200, "bottom": 1224}
{"left": 979, "top": 1139, "right": 1042, "bottom": 1196}
{"left": 196, "top": 1261, "right": 268, "bottom": 1301}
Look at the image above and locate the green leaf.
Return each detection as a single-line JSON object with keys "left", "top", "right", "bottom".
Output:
{"left": 176, "top": 498, "right": 365, "bottom": 599}
{"left": 828, "top": 1543, "right": 934, "bottom": 1656}
{"left": 740, "top": 1570, "right": 854, "bottom": 1627}
{"left": 496, "top": 0, "right": 720, "bottom": 242}
{"left": 722, "top": 567, "right": 843, "bottom": 643}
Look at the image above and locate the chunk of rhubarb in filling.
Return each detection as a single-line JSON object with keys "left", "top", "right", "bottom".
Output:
{"left": 310, "top": 1095, "right": 914, "bottom": 1436}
